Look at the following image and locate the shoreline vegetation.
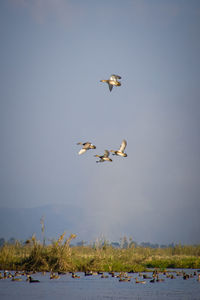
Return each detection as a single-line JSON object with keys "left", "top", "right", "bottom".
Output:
{"left": 0, "top": 233, "right": 200, "bottom": 272}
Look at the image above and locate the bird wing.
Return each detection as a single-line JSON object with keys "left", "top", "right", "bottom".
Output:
{"left": 119, "top": 140, "right": 127, "bottom": 152}
{"left": 108, "top": 84, "right": 113, "bottom": 92}
{"left": 111, "top": 74, "right": 121, "bottom": 80}
{"left": 104, "top": 150, "right": 110, "bottom": 158}
{"left": 78, "top": 148, "right": 87, "bottom": 155}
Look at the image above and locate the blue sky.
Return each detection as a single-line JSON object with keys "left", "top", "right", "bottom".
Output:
{"left": 0, "top": 0, "right": 200, "bottom": 244}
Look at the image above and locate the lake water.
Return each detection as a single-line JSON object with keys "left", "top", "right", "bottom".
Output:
{"left": 1, "top": 270, "right": 200, "bottom": 300}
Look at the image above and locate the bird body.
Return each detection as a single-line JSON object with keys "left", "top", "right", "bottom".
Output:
{"left": 135, "top": 277, "right": 146, "bottom": 284}
{"left": 94, "top": 150, "right": 112, "bottom": 163}
{"left": 72, "top": 273, "right": 80, "bottom": 278}
{"left": 11, "top": 276, "right": 22, "bottom": 282}
{"left": 110, "top": 139, "right": 127, "bottom": 157}
{"left": 27, "top": 276, "right": 40, "bottom": 283}
{"left": 119, "top": 278, "right": 131, "bottom": 282}
{"left": 77, "top": 142, "right": 96, "bottom": 155}
{"left": 50, "top": 273, "right": 60, "bottom": 280}
{"left": 100, "top": 74, "right": 121, "bottom": 91}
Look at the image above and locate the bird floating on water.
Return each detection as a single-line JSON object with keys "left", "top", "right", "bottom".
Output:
{"left": 94, "top": 150, "right": 112, "bottom": 163}
{"left": 72, "top": 273, "right": 80, "bottom": 278}
{"left": 27, "top": 276, "right": 40, "bottom": 283}
{"left": 135, "top": 277, "right": 146, "bottom": 284}
{"left": 77, "top": 142, "right": 96, "bottom": 155}
{"left": 110, "top": 139, "right": 127, "bottom": 157}
{"left": 50, "top": 273, "right": 60, "bottom": 280}
{"left": 100, "top": 74, "right": 121, "bottom": 92}
{"left": 11, "top": 276, "right": 22, "bottom": 282}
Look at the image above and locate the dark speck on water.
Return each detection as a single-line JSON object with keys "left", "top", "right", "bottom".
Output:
{"left": 0, "top": 269, "right": 200, "bottom": 300}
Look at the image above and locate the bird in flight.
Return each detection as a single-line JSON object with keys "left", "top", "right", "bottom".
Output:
{"left": 77, "top": 142, "right": 96, "bottom": 155}
{"left": 110, "top": 139, "right": 128, "bottom": 157}
{"left": 100, "top": 74, "right": 121, "bottom": 92}
{"left": 94, "top": 150, "right": 112, "bottom": 163}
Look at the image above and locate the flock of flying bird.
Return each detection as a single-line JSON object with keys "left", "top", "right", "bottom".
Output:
{"left": 77, "top": 74, "right": 127, "bottom": 163}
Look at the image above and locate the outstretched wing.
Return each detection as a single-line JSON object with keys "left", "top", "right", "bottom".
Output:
{"left": 119, "top": 140, "right": 127, "bottom": 152}
{"left": 78, "top": 148, "right": 87, "bottom": 155}
{"left": 108, "top": 84, "right": 113, "bottom": 92}
{"left": 104, "top": 150, "right": 110, "bottom": 158}
{"left": 111, "top": 74, "right": 121, "bottom": 80}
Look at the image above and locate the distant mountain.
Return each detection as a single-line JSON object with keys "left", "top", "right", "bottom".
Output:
{"left": 0, "top": 204, "right": 140, "bottom": 244}
{"left": 0, "top": 205, "right": 186, "bottom": 247}
{"left": 0, "top": 204, "right": 93, "bottom": 243}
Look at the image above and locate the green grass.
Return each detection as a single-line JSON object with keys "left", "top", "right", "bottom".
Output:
{"left": 0, "top": 233, "right": 200, "bottom": 272}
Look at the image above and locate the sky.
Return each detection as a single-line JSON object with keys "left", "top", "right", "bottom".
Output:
{"left": 0, "top": 0, "right": 200, "bottom": 245}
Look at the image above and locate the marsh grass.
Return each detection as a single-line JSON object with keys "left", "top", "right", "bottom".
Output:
{"left": 0, "top": 234, "right": 200, "bottom": 272}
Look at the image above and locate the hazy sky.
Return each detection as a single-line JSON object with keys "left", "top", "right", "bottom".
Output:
{"left": 0, "top": 0, "right": 200, "bottom": 244}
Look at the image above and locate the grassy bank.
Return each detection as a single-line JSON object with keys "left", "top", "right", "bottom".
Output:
{"left": 0, "top": 233, "right": 200, "bottom": 272}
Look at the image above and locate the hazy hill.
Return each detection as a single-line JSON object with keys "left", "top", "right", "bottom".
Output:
{"left": 0, "top": 204, "right": 91, "bottom": 243}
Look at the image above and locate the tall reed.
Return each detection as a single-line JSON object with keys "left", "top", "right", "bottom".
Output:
{"left": 0, "top": 234, "right": 200, "bottom": 272}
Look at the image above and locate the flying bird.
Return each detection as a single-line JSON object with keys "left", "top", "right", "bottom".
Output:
{"left": 77, "top": 142, "right": 96, "bottom": 155}
{"left": 94, "top": 150, "right": 112, "bottom": 163}
{"left": 100, "top": 74, "right": 121, "bottom": 92}
{"left": 110, "top": 139, "right": 127, "bottom": 157}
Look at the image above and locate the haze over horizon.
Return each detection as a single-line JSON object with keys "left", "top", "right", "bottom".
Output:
{"left": 0, "top": 0, "right": 200, "bottom": 245}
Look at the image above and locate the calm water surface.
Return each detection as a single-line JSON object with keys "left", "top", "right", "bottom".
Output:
{"left": 1, "top": 270, "right": 200, "bottom": 300}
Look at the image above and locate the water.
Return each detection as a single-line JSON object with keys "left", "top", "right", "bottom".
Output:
{"left": 1, "top": 270, "right": 200, "bottom": 300}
